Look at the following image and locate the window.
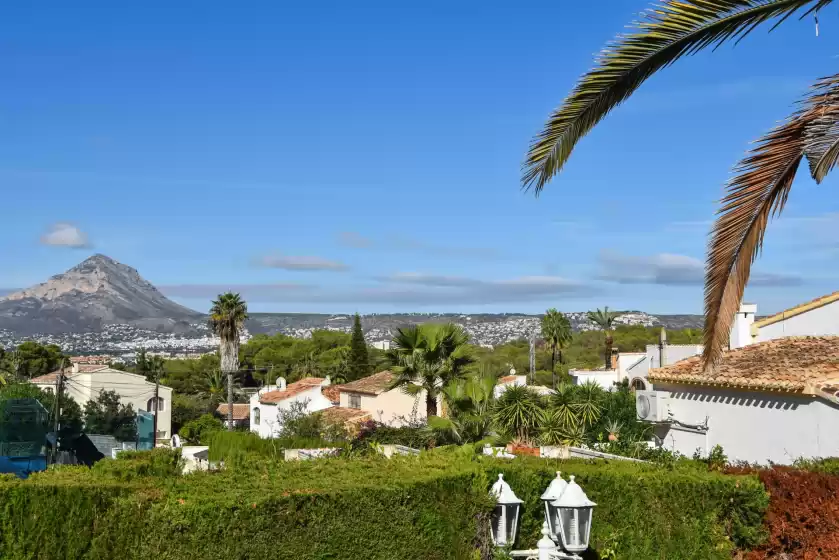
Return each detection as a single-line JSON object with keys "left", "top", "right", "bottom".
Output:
{"left": 146, "top": 397, "right": 165, "bottom": 412}
{"left": 253, "top": 407, "right": 260, "bottom": 425}
{"left": 349, "top": 394, "right": 361, "bottom": 409}
{"left": 630, "top": 378, "right": 647, "bottom": 391}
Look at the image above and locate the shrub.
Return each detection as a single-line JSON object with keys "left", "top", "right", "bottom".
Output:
{"left": 479, "top": 456, "right": 768, "bottom": 559}
{"left": 204, "top": 430, "right": 332, "bottom": 462}
{"left": 179, "top": 413, "right": 223, "bottom": 444}
{"left": 352, "top": 420, "right": 436, "bottom": 450}
{"left": 0, "top": 455, "right": 491, "bottom": 560}
{"left": 91, "top": 448, "right": 184, "bottom": 481}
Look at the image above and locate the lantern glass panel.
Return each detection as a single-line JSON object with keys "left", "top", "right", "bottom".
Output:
{"left": 543, "top": 500, "right": 560, "bottom": 537}
{"left": 491, "top": 504, "right": 520, "bottom": 546}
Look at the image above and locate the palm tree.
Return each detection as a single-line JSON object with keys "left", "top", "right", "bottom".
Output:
{"left": 389, "top": 323, "right": 474, "bottom": 417}
{"left": 522, "top": 0, "right": 837, "bottom": 367}
{"left": 209, "top": 292, "right": 248, "bottom": 431}
{"left": 202, "top": 369, "right": 226, "bottom": 404}
{"left": 492, "top": 385, "right": 544, "bottom": 445}
{"left": 432, "top": 372, "right": 497, "bottom": 443}
{"left": 587, "top": 307, "right": 619, "bottom": 369}
{"left": 541, "top": 308, "right": 572, "bottom": 388}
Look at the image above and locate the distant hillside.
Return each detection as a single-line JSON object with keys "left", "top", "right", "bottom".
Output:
{"left": 0, "top": 254, "right": 203, "bottom": 335}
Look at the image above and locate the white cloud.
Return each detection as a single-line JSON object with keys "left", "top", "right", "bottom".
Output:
{"left": 598, "top": 250, "right": 801, "bottom": 287}
{"left": 40, "top": 223, "right": 91, "bottom": 248}
{"left": 260, "top": 255, "right": 348, "bottom": 272}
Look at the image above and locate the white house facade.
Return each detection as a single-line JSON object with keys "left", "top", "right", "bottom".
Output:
{"left": 249, "top": 377, "right": 333, "bottom": 438}
{"left": 32, "top": 363, "right": 173, "bottom": 440}
{"left": 730, "top": 291, "right": 839, "bottom": 350}
{"left": 338, "top": 370, "right": 431, "bottom": 426}
{"left": 648, "top": 336, "right": 839, "bottom": 464}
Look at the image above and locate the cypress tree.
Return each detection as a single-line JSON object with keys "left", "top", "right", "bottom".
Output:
{"left": 348, "top": 313, "right": 369, "bottom": 381}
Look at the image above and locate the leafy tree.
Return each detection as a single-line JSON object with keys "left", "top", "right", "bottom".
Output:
{"left": 179, "top": 413, "right": 223, "bottom": 444}
{"left": 83, "top": 390, "right": 137, "bottom": 442}
{"left": 541, "top": 309, "right": 572, "bottom": 388}
{"left": 0, "top": 381, "right": 83, "bottom": 440}
{"left": 348, "top": 313, "right": 369, "bottom": 381}
{"left": 134, "top": 348, "right": 149, "bottom": 377}
{"left": 587, "top": 307, "right": 620, "bottom": 369}
{"left": 521, "top": 0, "right": 833, "bottom": 367}
{"left": 390, "top": 323, "right": 474, "bottom": 417}
{"left": 0, "top": 342, "right": 64, "bottom": 379}
{"left": 171, "top": 393, "right": 210, "bottom": 435}
{"left": 209, "top": 292, "right": 248, "bottom": 431}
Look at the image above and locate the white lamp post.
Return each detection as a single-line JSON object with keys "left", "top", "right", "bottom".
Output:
{"left": 540, "top": 471, "right": 568, "bottom": 540}
{"left": 552, "top": 475, "right": 596, "bottom": 553}
{"left": 490, "top": 474, "right": 523, "bottom": 547}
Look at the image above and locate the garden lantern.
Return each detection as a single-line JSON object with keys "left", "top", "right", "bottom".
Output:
{"left": 553, "top": 475, "right": 596, "bottom": 553}
{"left": 490, "top": 473, "right": 523, "bottom": 547}
{"left": 540, "top": 471, "right": 567, "bottom": 539}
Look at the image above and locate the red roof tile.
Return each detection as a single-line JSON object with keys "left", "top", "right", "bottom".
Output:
{"left": 338, "top": 371, "right": 394, "bottom": 395}
{"left": 216, "top": 403, "right": 250, "bottom": 421}
{"left": 649, "top": 336, "right": 839, "bottom": 393}
{"left": 259, "top": 377, "right": 326, "bottom": 404}
{"left": 318, "top": 406, "right": 371, "bottom": 426}
{"left": 321, "top": 385, "right": 342, "bottom": 404}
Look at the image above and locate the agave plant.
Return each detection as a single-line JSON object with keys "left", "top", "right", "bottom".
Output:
{"left": 605, "top": 419, "right": 623, "bottom": 442}
{"left": 523, "top": 0, "right": 838, "bottom": 368}
{"left": 559, "top": 422, "right": 587, "bottom": 448}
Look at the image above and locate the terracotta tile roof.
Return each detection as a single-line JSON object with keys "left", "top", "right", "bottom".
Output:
{"left": 32, "top": 364, "right": 109, "bottom": 383}
{"left": 216, "top": 403, "right": 250, "bottom": 421}
{"left": 338, "top": 371, "right": 394, "bottom": 395}
{"left": 755, "top": 290, "right": 839, "bottom": 329}
{"left": 318, "top": 406, "right": 371, "bottom": 426}
{"left": 499, "top": 375, "right": 517, "bottom": 383}
{"left": 321, "top": 384, "right": 342, "bottom": 404}
{"left": 649, "top": 336, "right": 839, "bottom": 393}
{"left": 259, "top": 377, "right": 326, "bottom": 404}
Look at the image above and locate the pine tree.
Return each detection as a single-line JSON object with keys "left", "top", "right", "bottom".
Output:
{"left": 348, "top": 313, "right": 369, "bottom": 381}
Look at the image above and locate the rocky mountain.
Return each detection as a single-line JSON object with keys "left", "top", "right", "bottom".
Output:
{"left": 0, "top": 254, "right": 203, "bottom": 334}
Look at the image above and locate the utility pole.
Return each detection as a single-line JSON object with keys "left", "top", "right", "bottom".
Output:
{"left": 529, "top": 333, "right": 535, "bottom": 384}
{"left": 152, "top": 371, "right": 160, "bottom": 448}
{"left": 52, "top": 358, "right": 66, "bottom": 463}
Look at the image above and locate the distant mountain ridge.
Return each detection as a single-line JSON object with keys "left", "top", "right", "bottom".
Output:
{"left": 0, "top": 254, "right": 203, "bottom": 334}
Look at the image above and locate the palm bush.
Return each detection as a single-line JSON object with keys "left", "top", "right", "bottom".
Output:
{"left": 491, "top": 385, "right": 544, "bottom": 445}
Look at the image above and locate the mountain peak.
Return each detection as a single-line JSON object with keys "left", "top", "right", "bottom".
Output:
{"left": 0, "top": 255, "right": 202, "bottom": 334}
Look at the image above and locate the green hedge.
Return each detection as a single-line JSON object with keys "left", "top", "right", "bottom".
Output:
{"left": 0, "top": 450, "right": 768, "bottom": 560}
{"left": 478, "top": 456, "right": 768, "bottom": 559}
{"left": 0, "top": 453, "right": 491, "bottom": 560}
{"left": 204, "top": 430, "right": 334, "bottom": 462}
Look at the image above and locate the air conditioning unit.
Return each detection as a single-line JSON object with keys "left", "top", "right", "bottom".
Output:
{"left": 636, "top": 390, "right": 671, "bottom": 422}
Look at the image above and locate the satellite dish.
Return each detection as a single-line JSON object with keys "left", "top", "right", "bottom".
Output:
{"left": 171, "top": 434, "right": 182, "bottom": 448}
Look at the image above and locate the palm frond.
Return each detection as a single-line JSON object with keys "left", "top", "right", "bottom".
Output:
{"left": 522, "top": 0, "right": 829, "bottom": 193}
{"left": 703, "top": 74, "right": 839, "bottom": 367}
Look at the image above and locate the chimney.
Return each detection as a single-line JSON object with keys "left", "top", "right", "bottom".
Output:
{"left": 323, "top": 376, "right": 331, "bottom": 387}
{"left": 729, "top": 303, "right": 757, "bottom": 350}
{"left": 658, "top": 328, "right": 667, "bottom": 368}
{"left": 276, "top": 377, "right": 287, "bottom": 391}
{"left": 71, "top": 363, "right": 79, "bottom": 374}
{"left": 610, "top": 348, "right": 619, "bottom": 370}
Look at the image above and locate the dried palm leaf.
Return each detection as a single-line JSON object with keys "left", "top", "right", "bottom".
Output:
{"left": 703, "top": 74, "right": 839, "bottom": 368}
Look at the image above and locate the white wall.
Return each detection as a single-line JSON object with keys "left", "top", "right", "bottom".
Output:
{"left": 652, "top": 382, "right": 839, "bottom": 464}
{"left": 250, "top": 385, "right": 333, "bottom": 438}
{"left": 37, "top": 369, "right": 173, "bottom": 439}
{"left": 570, "top": 371, "right": 620, "bottom": 390}
{"left": 757, "top": 299, "right": 839, "bottom": 342}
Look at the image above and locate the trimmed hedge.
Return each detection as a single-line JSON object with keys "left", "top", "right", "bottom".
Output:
{"left": 479, "top": 456, "right": 768, "bottom": 559}
{"left": 0, "top": 450, "right": 769, "bottom": 560}
{"left": 0, "top": 454, "right": 491, "bottom": 560}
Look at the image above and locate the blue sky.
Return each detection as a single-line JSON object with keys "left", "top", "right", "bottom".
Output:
{"left": 2, "top": 1, "right": 839, "bottom": 315}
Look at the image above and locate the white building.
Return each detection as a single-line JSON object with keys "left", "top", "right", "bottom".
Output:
{"left": 32, "top": 363, "right": 173, "bottom": 441}
{"left": 249, "top": 377, "right": 333, "bottom": 438}
{"left": 648, "top": 336, "right": 839, "bottom": 464}
{"left": 493, "top": 373, "right": 528, "bottom": 398}
{"left": 729, "top": 292, "right": 839, "bottom": 349}
{"left": 337, "top": 370, "right": 435, "bottom": 426}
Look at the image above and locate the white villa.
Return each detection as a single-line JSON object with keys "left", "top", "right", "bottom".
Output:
{"left": 646, "top": 290, "right": 839, "bottom": 464}
{"left": 32, "top": 363, "right": 173, "bottom": 441}
{"left": 249, "top": 377, "right": 334, "bottom": 438}
{"left": 336, "top": 370, "right": 434, "bottom": 426}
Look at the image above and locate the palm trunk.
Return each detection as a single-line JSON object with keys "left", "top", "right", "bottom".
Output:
{"left": 221, "top": 338, "right": 239, "bottom": 431}
{"left": 426, "top": 390, "right": 438, "bottom": 418}
{"left": 604, "top": 332, "right": 613, "bottom": 370}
